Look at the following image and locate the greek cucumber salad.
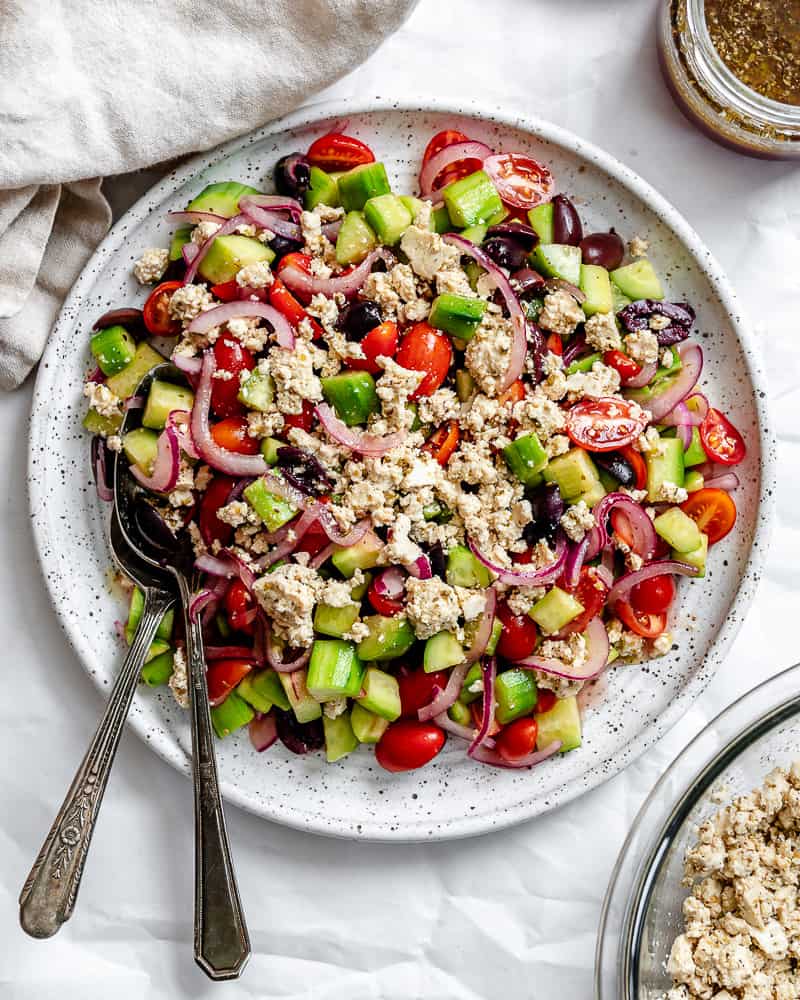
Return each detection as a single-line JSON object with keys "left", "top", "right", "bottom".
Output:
{"left": 85, "top": 127, "right": 746, "bottom": 772}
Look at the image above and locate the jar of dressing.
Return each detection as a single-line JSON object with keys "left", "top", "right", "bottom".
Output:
{"left": 658, "top": 0, "right": 800, "bottom": 159}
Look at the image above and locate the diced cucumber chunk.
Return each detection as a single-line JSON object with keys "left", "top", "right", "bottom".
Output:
{"left": 428, "top": 293, "right": 487, "bottom": 341}
{"left": 350, "top": 573, "right": 371, "bottom": 601}
{"left": 503, "top": 432, "right": 548, "bottom": 486}
{"left": 142, "top": 639, "right": 171, "bottom": 664}
{"left": 672, "top": 531, "right": 708, "bottom": 577}
{"left": 532, "top": 243, "right": 582, "bottom": 285}
{"left": 105, "top": 342, "right": 164, "bottom": 399}
{"left": 169, "top": 225, "right": 192, "bottom": 262}
{"left": 122, "top": 427, "right": 159, "bottom": 474}
{"left": 423, "top": 631, "right": 465, "bottom": 673}
{"left": 455, "top": 369, "right": 476, "bottom": 402}
{"left": 684, "top": 469, "right": 704, "bottom": 493}
{"left": 83, "top": 408, "right": 122, "bottom": 436}
{"left": 462, "top": 617, "right": 502, "bottom": 659}
{"left": 321, "top": 370, "right": 379, "bottom": 426}
{"left": 645, "top": 436, "right": 685, "bottom": 502}
{"left": 611, "top": 284, "right": 632, "bottom": 313}
{"left": 399, "top": 195, "right": 426, "bottom": 220}
{"left": 238, "top": 368, "right": 274, "bottom": 411}
{"left": 323, "top": 712, "right": 358, "bottom": 762}
{"left": 459, "top": 223, "right": 488, "bottom": 245}
{"left": 313, "top": 602, "right": 360, "bottom": 639}
{"left": 527, "top": 201, "right": 554, "bottom": 244}
{"left": 610, "top": 259, "right": 664, "bottom": 301}
{"left": 356, "top": 615, "right": 415, "bottom": 661}
{"left": 351, "top": 702, "right": 390, "bottom": 743}
{"left": 90, "top": 325, "right": 137, "bottom": 376}
{"left": 580, "top": 264, "right": 613, "bottom": 317}
{"left": 684, "top": 426, "right": 708, "bottom": 467}
{"left": 458, "top": 663, "right": 484, "bottom": 704}
{"left": 448, "top": 701, "right": 472, "bottom": 726}
{"left": 357, "top": 666, "right": 401, "bottom": 721}
{"left": 442, "top": 169, "right": 503, "bottom": 227}
{"left": 536, "top": 695, "right": 582, "bottom": 752}
{"left": 126, "top": 587, "right": 174, "bottom": 643}
{"left": 335, "top": 211, "right": 377, "bottom": 265}
{"left": 278, "top": 668, "right": 322, "bottom": 723}
{"left": 338, "top": 162, "right": 391, "bottom": 212}
{"left": 259, "top": 436, "right": 284, "bottom": 465}
{"left": 237, "top": 668, "right": 289, "bottom": 713}
{"left": 198, "top": 235, "right": 274, "bottom": 284}
{"left": 304, "top": 166, "right": 340, "bottom": 210}
{"left": 243, "top": 477, "right": 298, "bottom": 532}
{"left": 330, "top": 531, "right": 383, "bottom": 578}
{"left": 495, "top": 669, "right": 538, "bottom": 725}
{"left": 142, "top": 379, "right": 195, "bottom": 431}
{"left": 364, "top": 193, "right": 413, "bottom": 245}
{"left": 308, "top": 640, "right": 365, "bottom": 700}
{"left": 140, "top": 649, "right": 174, "bottom": 687}
{"left": 211, "top": 691, "right": 254, "bottom": 739}
{"left": 529, "top": 586, "right": 584, "bottom": 634}
{"left": 446, "top": 544, "right": 493, "bottom": 588}
{"left": 566, "top": 352, "right": 603, "bottom": 376}
{"left": 187, "top": 181, "right": 260, "bottom": 218}
{"left": 543, "top": 447, "right": 605, "bottom": 505}
{"left": 431, "top": 203, "right": 453, "bottom": 234}
{"left": 654, "top": 507, "right": 702, "bottom": 553}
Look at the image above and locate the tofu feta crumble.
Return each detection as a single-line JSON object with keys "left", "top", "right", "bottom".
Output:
{"left": 84, "top": 128, "right": 745, "bottom": 773}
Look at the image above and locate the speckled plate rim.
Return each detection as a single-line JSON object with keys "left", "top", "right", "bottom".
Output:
{"left": 28, "top": 96, "right": 776, "bottom": 841}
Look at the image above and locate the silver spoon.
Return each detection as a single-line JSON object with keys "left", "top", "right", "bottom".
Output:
{"left": 20, "top": 511, "right": 176, "bottom": 939}
{"left": 113, "top": 362, "right": 250, "bottom": 982}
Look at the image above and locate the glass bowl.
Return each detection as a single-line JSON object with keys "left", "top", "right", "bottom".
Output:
{"left": 595, "top": 663, "right": 800, "bottom": 998}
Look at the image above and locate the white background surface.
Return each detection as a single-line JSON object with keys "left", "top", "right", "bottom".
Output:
{"left": 1, "top": 1, "right": 797, "bottom": 996}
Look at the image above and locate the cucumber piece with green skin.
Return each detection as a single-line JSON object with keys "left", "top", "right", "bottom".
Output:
{"left": 428, "top": 293, "right": 487, "bottom": 341}
{"left": 338, "top": 162, "right": 391, "bottom": 212}
{"left": 536, "top": 695, "right": 582, "bottom": 752}
{"left": 140, "top": 649, "right": 174, "bottom": 687}
{"left": 356, "top": 615, "right": 415, "bottom": 661}
{"left": 313, "top": 602, "right": 360, "bottom": 639}
{"left": 486, "top": 206, "right": 509, "bottom": 226}
{"left": 672, "top": 531, "right": 708, "bottom": 577}
{"left": 495, "top": 669, "right": 538, "bottom": 725}
{"left": 169, "top": 225, "right": 192, "bottom": 262}
{"left": 321, "top": 370, "right": 379, "bottom": 426}
{"left": 330, "top": 532, "right": 383, "bottom": 578}
{"left": 357, "top": 666, "right": 402, "bottom": 721}
{"left": 259, "top": 436, "right": 284, "bottom": 465}
{"left": 126, "top": 587, "right": 174, "bottom": 643}
{"left": 459, "top": 223, "right": 488, "bottom": 245}
{"left": 598, "top": 467, "right": 619, "bottom": 494}
{"left": 532, "top": 243, "right": 582, "bottom": 285}
{"left": 237, "top": 669, "right": 290, "bottom": 713}
{"left": 529, "top": 586, "right": 584, "bottom": 634}
{"left": 142, "top": 379, "right": 195, "bottom": 430}
{"left": 364, "top": 194, "right": 413, "bottom": 245}
{"left": 122, "top": 427, "right": 159, "bottom": 474}
{"left": 610, "top": 259, "right": 664, "bottom": 300}
{"left": 431, "top": 203, "right": 453, "bottom": 234}
{"left": 462, "top": 617, "right": 502, "bottom": 659}
{"left": 90, "top": 325, "right": 137, "bottom": 376}
{"left": 215, "top": 613, "right": 232, "bottom": 639}
{"left": 83, "top": 408, "right": 122, "bottom": 436}
{"left": 565, "top": 352, "right": 603, "bottom": 376}
{"left": 350, "top": 573, "right": 371, "bottom": 601}
{"left": 543, "top": 448, "right": 605, "bottom": 504}
{"left": 399, "top": 195, "right": 426, "bottom": 220}
{"left": 611, "top": 284, "right": 632, "bottom": 313}
{"left": 243, "top": 477, "right": 298, "bottom": 532}
{"left": 143, "top": 639, "right": 171, "bottom": 664}
{"left": 503, "top": 432, "right": 548, "bottom": 486}
{"left": 424, "top": 631, "right": 465, "bottom": 673}
{"left": 684, "top": 426, "right": 708, "bottom": 467}
{"left": 278, "top": 668, "right": 322, "bottom": 723}
{"left": 198, "top": 235, "right": 274, "bottom": 285}
{"left": 238, "top": 368, "right": 274, "bottom": 411}
{"left": 304, "top": 166, "right": 340, "bottom": 210}
{"left": 350, "top": 702, "right": 390, "bottom": 744}
{"left": 446, "top": 545, "right": 493, "bottom": 588}
{"left": 527, "top": 201, "right": 554, "bottom": 244}
{"left": 187, "top": 181, "right": 260, "bottom": 218}
{"left": 458, "top": 662, "right": 484, "bottom": 704}
{"left": 323, "top": 712, "right": 359, "bottom": 762}
{"left": 335, "top": 211, "right": 377, "bottom": 265}
{"left": 307, "top": 639, "right": 364, "bottom": 700}
{"left": 654, "top": 507, "right": 702, "bottom": 553}
{"left": 443, "top": 170, "right": 503, "bottom": 227}
{"left": 645, "top": 436, "right": 685, "bottom": 502}
{"left": 211, "top": 690, "right": 254, "bottom": 739}
{"left": 455, "top": 369, "right": 476, "bottom": 402}
{"left": 448, "top": 701, "right": 472, "bottom": 727}
{"left": 684, "top": 469, "right": 704, "bottom": 493}
{"left": 580, "top": 264, "right": 614, "bottom": 317}
{"left": 105, "top": 342, "right": 164, "bottom": 399}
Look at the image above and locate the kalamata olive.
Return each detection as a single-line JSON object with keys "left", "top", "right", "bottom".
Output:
{"left": 269, "top": 233, "right": 303, "bottom": 258}
{"left": 276, "top": 445, "right": 333, "bottom": 496}
{"left": 274, "top": 152, "right": 312, "bottom": 199}
{"left": 512, "top": 267, "right": 547, "bottom": 297}
{"left": 428, "top": 542, "right": 447, "bottom": 580}
{"left": 483, "top": 236, "right": 527, "bottom": 271}
{"left": 579, "top": 231, "right": 625, "bottom": 270}
{"left": 551, "top": 194, "right": 584, "bottom": 246}
{"left": 132, "top": 497, "right": 180, "bottom": 554}
{"left": 163, "top": 258, "right": 187, "bottom": 284}
{"left": 524, "top": 483, "right": 565, "bottom": 544}
{"left": 594, "top": 452, "right": 636, "bottom": 487}
{"left": 486, "top": 220, "right": 539, "bottom": 249}
{"left": 275, "top": 710, "right": 324, "bottom": 755}
{"left": 341, "top": 299, "right": 383, "bottom": 340}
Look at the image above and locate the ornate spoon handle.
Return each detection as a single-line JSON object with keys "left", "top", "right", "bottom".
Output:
{"left": 19, "top": 586, "right": 175, "bottom": 939}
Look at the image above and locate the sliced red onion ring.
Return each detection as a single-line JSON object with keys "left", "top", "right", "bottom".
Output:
{"left": 195, "top": 553, "right": 236, "bottom": 577}
{"left": 418, "top": 662, "right": 469, "bottom": 722}
{"left": 167, "top": 210, "right": 226, "bottom": 226}
{"left": 661, "top": 399, "right": 703, "bottom": 429}
{"left": 239, "top": 205, "right": 302, "bottom": 240}
{"left": 468, "top": 531, "right": 567, "bottom": 587}
{"left": 703, "top": 471, "right": 740, "bottom": 492}
{"left": 372, "top": 567, "right": 406, "bottom": 602}
{"left": 469, "top": 740, "right": 562, "bottom": 769}
{"left": 130, "top": 425, "right": 180, "bottom": 492}
{"left": 280, "top": 247, "right": 394, "bottom": 301}
{"left": 249, "top": 712, "right": 278, "bottom": 752}
{"left": 238, "top": 194, "right": 303, "bottom": 221}
{"left": 182, "top": 243, "right": 200, "bottom": 267}
{"left": 124, "top": 395, "right": 144, "bottom": 411}
{"left": 418, "top": 140, "right": 492, "bottom": 196}
{"left": 321, "top": 219, "right": 342, "bottom": 241}
{"left": 188, "top": 588, "right": 217, "bottom": 623}
{"left": 595, "top": 563, "right": 614, "bottom": 589}
{"left": 622, "top": 361, "right": 657, "bottom": 389}
{"left": 187, "top": 300, "right": 295, "bottom": 349}
{"left": 192, "top": 352, "right": 268, "bottom": 476}
{"left": 629, "top": 341, "right": 703, "bottom": 422}
{"left": 165, "top": 408, "right": 199, "bottom": 459}
{"left": 265, "top": 630, "right": 311, "bottom": 674}
{"left": 172, "top": 353, "right": 203, "bottom": 376}
{"left": 584, "top": 524, "right": 604, "bottom": 561}
{"left": 433, "top": 711, "right": 495, "bottom": 747}
{"left": 315, "top": 403, "right": 405, "bottom": 456}
{"left": 515, "top": 616, "right": 610, "bottom": 681}
{"left": 91, "top": 436, "right": 114, "bottom": 502}
{"left": 205, "top": 646, "right": 256, "bottom": 661}
{"left": 315, "top": 508, "right": 370, "bottom": 546}
{"left": 309, "top": 540, "right": 338, "bottom": 570}
{"left": 184, "top": 213, "right": 247, "bottom": 284}
{"left": 544, "top": 277, "right": 586, "bottom": 303}
{"left": 218, "top": 548, "right": 257, "bottom": 593}
{"left": 255, "top": 507, "right": 320, "bottom": 569}
{"left": 467, "top": 657, "right": 497, "bottom": 755}
{"left": 463, "top": 588, "right": 496, "bottom": 665}
{"left": 404, "top": 554, "right": 433, "bottom": 580}
{"left": 443, "top": 234, "right": 527, "bottom": 391}
{"left": 607, "top": 559, "right": 699, "bottom": 606}
{"left": 593, "top": 492, "right": 658, "bottom": 561}
{"left": 563, "top": 536, "right": 591, "bottom": 590}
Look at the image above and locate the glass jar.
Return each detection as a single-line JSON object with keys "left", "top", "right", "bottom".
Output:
{"left": 658, "top": 0, "right": 800, "bottom": 159}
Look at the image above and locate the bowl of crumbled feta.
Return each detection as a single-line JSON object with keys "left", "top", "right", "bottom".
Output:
{"left": 596, "top": 664, "right": 800, "bottom": 999}
{"left": 28, "top": 98, "right": 774, "bottom": 840}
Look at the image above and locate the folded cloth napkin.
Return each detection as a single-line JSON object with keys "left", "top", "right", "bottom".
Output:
{"left": 0, "top": 0, "right": 417, "bottom": 390}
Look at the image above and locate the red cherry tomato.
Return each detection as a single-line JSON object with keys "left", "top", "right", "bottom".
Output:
{"left": 395, "top": 322, "right": 453, "bottom": 398}
{"left": 142, "top": 280, "right": 183, "bottom": 336}
{"left": 210, "top": 339, "right": 255, "bottom": 418}
{"left": 211, "top": 416, "right": 260, "bottom": 454}
{"left": 619, "top": 445, "right": 648, "bottom": 491}
{"left": 422, "top": 129, "right": 481, "bottom": 188}
{"left": 346, "top": 320, "right": 399, "bottom": 374}
{"left": 367, "top": 575, "right": 404, "bottom": 617}
{"left": 398, "top": 669, "right": 449, "bottom": 719}
{"left": 616, "top": 600, "right": 667, "bottom": 638}
{"left": 566, "top": 397, "right": 648, "bottom": 452}
{"left": 680, "top": 488, "right": 737, "bottom": 545}
{"left": 207, "top": 658, "right": 253, "bottom": 707}
{"left": 293, "top": 519, "right": 330, "bottom": 558}
{"left": 307, "top": 133, "right": 375, "bottom": 171}
{"left": 375, "top": 719, "right": 446, "bottom": 772}
{"left": 496, "top": 717, "right": 540, "bottom": 761}
{"left": 423, "top": 129, "right": 471, "bottom": 163}
{"left": 198, "top": 475, "right": 236, "bottom": 546}
{"left": 470, "top": 701, "right": 503, "bottom": 736}
{"left": 559, "top": 566, "right": 610, "bottom": 635}
{"left": 498, "top": 379, "right": 526, "bottom": 407}
{"left": 276, "top": 252, "right": 312, "bottom": 275}
{"left": 483, "top": 153, "right": 554, "bottom": 210}
{"left": 210, "top": 279, "right": 240, "bottom": 302}
{"left": 281, "top": 399, "right": 316, "bottom": 433}
{"left": 630, "top": 574, "right": 676, "bottom": 616}
{"left": 546, "top": 332, "right": 563, "bottom": 356}
{"left": 495, "top": 601, "right": 539, "bottom": 661}
{"left": 224, "top": 579, "right": 257, "bottom": 634}
{"left": 422, "top": 420, "right": 460, "bottom": 466}
{"left": 536, "top": 688, "right": 558, "bottom": 715}
{"left": 603, "top": 349, "right": 642, "bottom": 381}
{"left": 268, "top": 277, "right": 324, "bottom": 338}
{"left": 700, "top": 408, "right": 746, "bottom": 466}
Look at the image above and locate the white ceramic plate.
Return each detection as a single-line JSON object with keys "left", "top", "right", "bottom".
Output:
{"left": 28, "top": 98, "right": 775, "bottom": 842}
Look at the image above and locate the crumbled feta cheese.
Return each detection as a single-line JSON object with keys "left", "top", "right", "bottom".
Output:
{"left": 399, "top": 225, "right": 461, "bottom": 281}
{"left": 565, "top": 361, "right": 621, "bottom": 401}
{"left": 191, "top": 220, "right": 221, "bottom": 245}
{"left": 323, "top": 697, "right": 348, "bottom": 719}
{"left": 624, "top": 329, "right": 660, "bottom": 365}
{"left": 268, "top": 341, "right": 322, "bottom": 415}
{"left": 83, "top": 382, "right": 122, "bottom": 418}
{"left": 628, "top": 235, "right": 649, "bottom": 257}
{"left": 133, "top": 247, "right": 169, "bottom": 284}
{"left": 168, "top": 283, "right": 215, "bottom": 323}
{"left": 168, "top": 646, "right": 189, "bottom": 709}
{"left": 106, "top": 434, "right": 123, "bottom": 452}
{"left": 654, "top": 480, "right": 689, "bottom": 504}
{"left": 464, "top": 311, "right": 514, "bottom": 397}
{"left": 584, "top": 310, "right": 622, "bottom": 352}
{"left": 253, "top": 563, "right": 323, "bottom": 648}
{"left": 236, "top": 260, "right": 274, "bottom": 289}
{"left": 560, "top": 500, "right": 595, "bottom": 542}
{"left": 538, "top": 289, "right": 584, "bottom": 338}
{"left": 404, "top": 576, "right": 462, "bottom": 639}
{"left": 417, "top": 388, "right": 461, "bottom": 425}
{"left": 306, "top": 293, "right": 339, "bottom": 332}
{"left": 246, "top": 409, "right": 284, "bottom": 438}
{"left": 382, "top": 513, "right": 424, "bottom": 567}
{"left": 375, "top": 356, "right": 423, "bottom": 431}
{"left": 435, "top": 265, "right": 476, "bottom": 298}
{"left": 649, "top": 313, "right": 672, "bottom": 331}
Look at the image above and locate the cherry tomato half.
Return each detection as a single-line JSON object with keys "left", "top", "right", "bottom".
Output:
{"left": 495, "top": 601, "right": 539, "bottom": 661}
{"left": 422, "top": 420, "right": 460, "bottom": 466}
{"left": 619, "top": 444, "right": 648, "bottom": 491}
{"left": 630, "top": 574, "right": 676, "bottom": 616}
{"left": 422, "top": 129, "right": 481, "bottom": 188}
{"left": 211, "top": 416, "right": 260, "bottom": 454}
{"left": 268, "top": 278, "right": 324, "bottom": 338}
{"left": 680, "top": 488, "right": 737, "bottom": 545}
{"left": 398, "top": 669, "right": 449, "bottom": 719}
{"left": 307, "top": 133, "right": 375, "bottom": 172}
{"left": 375, "top": 720, "right": 446, "bottom": 773}
{"left": 198, "top": 475, "right": 236, "bottom": 546}
{"left": 224, "top": 579, "right": 257, "bottom": 634}
{"left": 536, "top": 689, "right": 558, "bottom": 715}
{"left": 281, "top": 399, "right": 316, "bottom": 433}
{"left": 346, "top": 320, "right": 399, "bottom": 374}
{"left": 496, "top": 718, "right": 539, "bottom": 762}
{"left": 293, "top": 519, "right": 331, "bottom": 559}
{"left": 700, "top": 408, "right": 746, "bottom": 466}
{"left": 559, "top": 566, "right": 609, "bottom": 635}
{"left": 566, "top": 397, "right": 648, "bottom": 452}
{"left": 367, "top": 575, "right": 404, "bottom": 617}
{"left": 546, "top": 332, "right": 563, "bottom": 356}
{"left": 210, "top": 279, "right": 240, "bottom": 302}
{"left": 603, "top": 349, "right": 642, "bottom": 382}
{"left": 498, "top": 379, "right": 526, "bottom": 407}
{"left": 207, "top": 658, "right": 253, "bottom": 707}
{"left": 143, "top": 280, "right": 183, "bottom": 336}
{"left": 616, "top": 600, "right": 667, "bottom": 638}
{"left": 210, "top": 338, "right": 255, "bottom": 418}
{"left": 423, "top": 129, "right": 471, "bottom": 164}
{"left": 483, "top": 153, "right": 554, "bottom": 210}
{"left": 395, "top": 322, "right": 453, "bottom": 398}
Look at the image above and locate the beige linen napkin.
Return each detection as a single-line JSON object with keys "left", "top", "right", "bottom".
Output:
{"left": 0, "top": 0, "right": 417, "bottom": 389}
